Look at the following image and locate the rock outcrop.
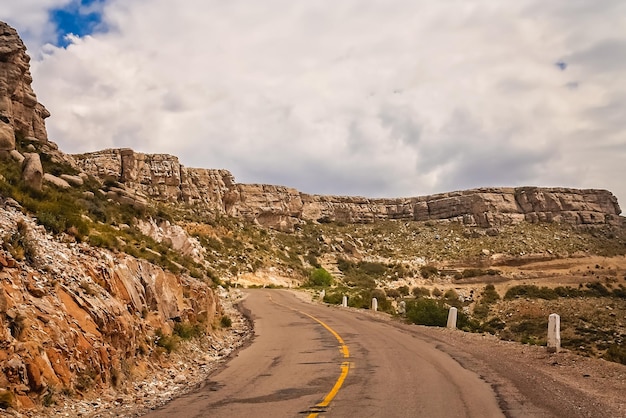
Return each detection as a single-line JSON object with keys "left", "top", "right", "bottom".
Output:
{"left": 0, "top": 22, "right": 49, "bottom": 153}
{"left": 74, "top": 149, "right": 623, "bottom": 231}
{"left": 20, "top": 153, "right": 43, "bottom": 191}
{"left": 0, "top": 203, "right": 221, "bottom": 409}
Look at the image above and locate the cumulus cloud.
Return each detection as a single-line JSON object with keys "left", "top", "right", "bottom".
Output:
{"left": 2, "top": 0, "right": 626, "bottom": 205}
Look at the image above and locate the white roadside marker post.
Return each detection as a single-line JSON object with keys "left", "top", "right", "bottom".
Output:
{"left": 547, "top": 313, "right": 561, "bottom": 353}
{"left": 447, "top": 307, "right": 458, "bottom": 329}
{"left": 342, "top": 295, "right": 348, "bottom": 307}
{"left": 371, "top": 297, "right": 378, "bottom": 312}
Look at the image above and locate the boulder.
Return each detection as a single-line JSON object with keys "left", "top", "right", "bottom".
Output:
{"left": 60, "top": 174, "right": 84, "bottom": 186}
{"left": 43, "top": 173, "right": 71, "bottom": 189}
{"left": 21, "top": 153, "right": 43, "bottom": 191}
{"left": 9, "top": 149, "right": 24, "bottom": 163}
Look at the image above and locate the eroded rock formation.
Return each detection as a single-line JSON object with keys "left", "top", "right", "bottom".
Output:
{"left": 74, "top": 149, "right": 623, "bottom": 231}
{"left": 0, "top": 204, "right": 220, "bottom": 409}
{"left": 0, "top": 22, "right": 49, "bottom": 153}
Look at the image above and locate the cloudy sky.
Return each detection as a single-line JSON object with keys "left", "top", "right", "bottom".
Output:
{"left": 2, "top": 1, "right": 625, "bottom": 207}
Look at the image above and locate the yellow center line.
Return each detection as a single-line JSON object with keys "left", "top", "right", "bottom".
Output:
{"left": 268, "top": 295, "right": 350, "bottom": 417}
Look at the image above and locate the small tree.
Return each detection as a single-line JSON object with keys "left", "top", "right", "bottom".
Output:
{"left": 308, "top": 267, "right": 333, "bottom": 287}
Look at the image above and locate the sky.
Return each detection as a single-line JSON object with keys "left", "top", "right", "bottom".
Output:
{"left": 1, "top": 1, "right": 625, "bottom": 208}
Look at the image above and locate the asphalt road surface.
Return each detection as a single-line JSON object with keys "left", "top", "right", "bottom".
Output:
{"left": 145, "top": 289, "right": 504, "bottom": 418}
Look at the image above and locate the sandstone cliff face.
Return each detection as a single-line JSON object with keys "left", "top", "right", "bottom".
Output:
{"left": 74, "top": 149, "right": 623, "bottom": 231}
{"left": 0, "top": 203, "right": 220, "bottom": 409}
{"left": 74, "top": 148, "right": 235, "bottom": 211}
{"left": 0, "top": 22, "right": 49, "bottom": 152}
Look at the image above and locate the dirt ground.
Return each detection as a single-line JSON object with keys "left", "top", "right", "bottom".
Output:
{"left": 411, "top": 325, "right": 626, "bottom": 417}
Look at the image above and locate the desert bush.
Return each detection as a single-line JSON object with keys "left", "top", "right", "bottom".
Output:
{"left": 75, "top": 367, "right": 98, "bottom": 392}
{"left": 603, "top": 344, "right": 626, "bottom": 365}
{"left": 306, "top": 253, "right": 321, "bottom": 268}
{"left": 412, "top": 286, "right": 431, "bottom": 298}
{"left": 397, "top": 285, "right": 410, "bottom": 296}
{"left": 504, "top": 285, "right": 557, "bottom": 300}
{"left": 220, "top": 315, "right": 232, "bottom": 328}
{"left": 443, "top": 289, "right": 458, "bottom": 300}
{"left": 323, "top": 290, "right": 344, "bottom": 305}
{"left": 154, "top": 329, "right": 178, "bottom": 353}
{"left": 405, "top": 299, "right": 448, "bottom": 327}
{"left": 585, "top": 281, "right": 610, "bottom": 297}
{"left": 481, "top": 284, "right": 500, "bottom": 304}
{"left": 420, "top": 265, "right": 439, "bottom": 279}
{"left": 385, "top": 288, "right": 401, "bottom": 298}
{"left": 461, "top": 268, "right": 501, "bottom": 278}
{"left": 473, "top": 284, "right": 501, "bottom": 320}
{"left": 174, "top": 322, "right": 204, "bottom": 339}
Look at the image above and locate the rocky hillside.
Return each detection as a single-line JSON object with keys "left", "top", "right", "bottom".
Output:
{"left": 74, "top": 148, "right": 622, "bottom": 232}
{"left": 0, "top": 199, "right": 224, "bottom": 410}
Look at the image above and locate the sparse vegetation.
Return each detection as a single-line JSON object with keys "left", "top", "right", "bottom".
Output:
{"left": 2, "top": 219, "right": 37, "bottom": 263}
{"left": 174, "top": 322, "right": 204, "bottom": 339}
{"left": 0, "top": 390, "right": 15, "bottom": 409}
{"left": 420, "top": 265, "right": 439, "bottom": 279}
{"left": 220, "top": 315, "right": 232, "bottom": 328}
{"left": 154, "top": 329, "right": 179, "bottom": 353}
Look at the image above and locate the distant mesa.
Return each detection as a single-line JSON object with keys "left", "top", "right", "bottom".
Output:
{"left": 73, "top": 148, "right": 623, "bottom": 232}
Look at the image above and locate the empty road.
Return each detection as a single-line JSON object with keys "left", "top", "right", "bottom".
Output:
{"left": 145, "top": 289, "right": 503, "bottom": 417}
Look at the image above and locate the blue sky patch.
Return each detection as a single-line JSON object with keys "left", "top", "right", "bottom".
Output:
{"left": 49, "top": 0, "right": 106, "bottom": 47}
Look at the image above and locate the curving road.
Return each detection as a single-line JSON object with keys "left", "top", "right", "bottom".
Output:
{"left": 144, "top": 289, "right": 503, "bottom": 417}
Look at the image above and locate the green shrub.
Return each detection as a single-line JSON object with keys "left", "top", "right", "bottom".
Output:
{"left": 461, "top": 268, "right": 501, "bottom": 278}
{"left": 405, "top": 299, "right": 448, "bottom": 327}
{"left": 308, "top": 267, "right": 333, "bottom": 287}
{"left": 323, "top": 291, "right": 344, "bottom": 305}
{"left": 481, "top": 284, "right": 500, "bottom": 304}
{"left": 504, "top": 285, "right": 557, "bottom": 300}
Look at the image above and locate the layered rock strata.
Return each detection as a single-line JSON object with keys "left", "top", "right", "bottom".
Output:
{"left": 74, "top": 149, "right": 623, "bottom": 231}
{"left": 0, "top": 22, "right": 49, "bottom": 152}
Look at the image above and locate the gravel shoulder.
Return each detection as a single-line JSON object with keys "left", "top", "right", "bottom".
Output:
{"left": 325, "top": 293, "right": 626, "bottom": 418}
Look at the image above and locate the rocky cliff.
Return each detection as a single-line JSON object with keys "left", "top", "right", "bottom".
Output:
{"left": 74, "top": 148, "right": 622, "bottom": 231}
{"left": 0, "top": 22, "right": 49, "bottom": 154}
{"left": 0, "top": 201, "right": 221, "bottom": 410}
